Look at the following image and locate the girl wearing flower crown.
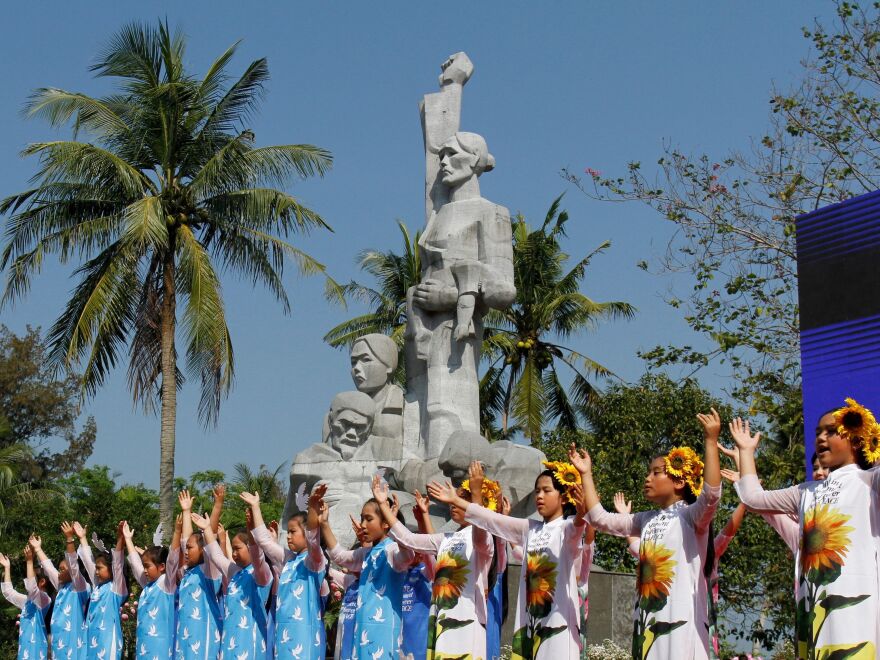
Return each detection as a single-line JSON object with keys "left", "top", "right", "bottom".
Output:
{"left": 370, "top": 461, "right": 494, "bottom": 660}
{"left": 732, "top": 399, "right": 880, "bottom": 659}
{"left": 580, "top": 409, "right": 722, "bottom": 660}
{"left": 430, "top": 446, "right": 591, "bottom": 660}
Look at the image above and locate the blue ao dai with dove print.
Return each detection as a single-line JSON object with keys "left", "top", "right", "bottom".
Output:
{"left": 175, "top": 563, "right": 223, "bottom": 659}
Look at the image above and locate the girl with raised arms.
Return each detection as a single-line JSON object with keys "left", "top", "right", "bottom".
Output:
{"left": 1, "top": 545, "right": 51, "bottom": 660}
{"left": 580, "top": 409, "right": 722, "bottom": 660}
{"left": 429, "top": 447, "right": 591, "bottom": 660}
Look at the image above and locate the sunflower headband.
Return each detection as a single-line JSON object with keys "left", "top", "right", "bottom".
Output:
{"left": 541, "top": 460, "right": 582, "bottom": 506}
{"left": 461, "top": 477, "right": 501, "bottom": 512}
{"left": 664, "top": 446, "right": 704, "bottom": 497}
{"left": 833, "top": 397, "right": 880, "bottom": 465}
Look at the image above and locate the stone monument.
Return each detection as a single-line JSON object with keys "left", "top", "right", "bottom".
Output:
{"left": 284, "top": 53, "right": 545, "bottom": 547}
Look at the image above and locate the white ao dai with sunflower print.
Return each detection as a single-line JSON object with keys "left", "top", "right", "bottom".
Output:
{"left": 586, "top": 483, "right": 721, "bottom": 660}
{"left": 389, "top": 522, "right": 493, "bottom": 660}
{"left": 738, "top": 466, "right": 880, "bottom": 659}
{"left": 464, "top": 506, "right": 584, "bottom": 660}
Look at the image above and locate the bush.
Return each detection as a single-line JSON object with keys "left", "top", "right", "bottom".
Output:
{"left": 584, "top": 639, "right": 630, "bottom": 660}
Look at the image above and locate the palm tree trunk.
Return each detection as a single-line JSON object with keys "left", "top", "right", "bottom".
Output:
{"left": 158, "top": 248, "right": 177, "bottom": 541}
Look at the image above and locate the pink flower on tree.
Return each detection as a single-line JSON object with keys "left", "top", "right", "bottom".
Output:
{"left": 584, "top": 167, "right": 601, "bottom": 178}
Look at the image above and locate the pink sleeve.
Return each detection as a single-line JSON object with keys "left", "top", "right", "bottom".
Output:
{"left": 472, "top": 525, "right": 494, "bottom": 576}
{"left": 251, "top": 524, "right": 285, "bottom": 568}
{"left": 578, "top": 542, "right": 595, "bottom": 584}
{"left": 305, "top": 527, "right": 326, "bottom": 574}
{"left": 24, "top": 577, "right": 51, "bottom": 609}
{"left": 713, "top": 533, "right": 734, "bottom": 559}
{"left": 388, "top": 541, "right": 416, "bottom": 573}
{"left": 421, "top": 554, "right": 436, "bottom": 581}
{"left": 40, "top": 558, "right": 60, "bottom": 590}
{"left": 204, "top": 540, "right": 238, "bottom": 580}
{"left": 389, "top": 521, "right": 444, "bottom": 555}
{"left": 111, "top": 549, "right": 128, "bottom": 598}
{"left": 249, "top": 543, "right": 273, "bottom": 587}
{"left": 735, "top": 475, "right": 800, "bottom": 515}
{"left": 585, "top": 504, "right": 639, "bottom": 537}
{"left": 77, "top": 544, "right": 96, "bottom": 586}
{"left": 509, "top": 543, "right": 523, "bottom": 564}
{"left": 684, "top": 483, "right": 722, "bottom": 533}
{"left": 163, "top": 546, "right": 180, "bottom": 594}
{"left": 627, "top": 538, "right": 640, "bottom": 558}
{"left": 463, "top": 503, "right": 529, "bottom": 545}
{"left": 328, "top": 544, "right": 368, "bottom": 572}
{"left": 760, "top": 512, "right": 800, "bottom": 554}
{"left": 494, "top": 537, "right": 507, "bottom": 573}
{"left": 1, "top": 582, "right": 27, "bottom": 610}
{"left": 66, "top": 552, "right": 87, "bottom": 592}
{"left": 127, "top": 551, "right": 148, "bottom": 587}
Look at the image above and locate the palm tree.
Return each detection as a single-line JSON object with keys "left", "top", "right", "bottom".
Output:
{"left": 480, "top": 196, "right": 636, "bottom": 441}
{"left": 0, "top": 22, "right": 339, "bottom": 534}
{"left": 323, "top": 220, "right": 420, "bottom": 386}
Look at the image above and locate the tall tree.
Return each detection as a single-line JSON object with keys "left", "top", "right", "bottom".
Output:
{"left": 0, "top": 22, "right": 339, "bottom": 533}
{"left": 481, "top": 196, "right": 635, "bottom": 441}
{"left": 0, "top": 325, "right": 96, "bottom": 480}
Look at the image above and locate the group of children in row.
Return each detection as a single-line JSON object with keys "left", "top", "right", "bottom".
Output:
{"left": 3, "top": 398, "right": 879, "bottom": 660}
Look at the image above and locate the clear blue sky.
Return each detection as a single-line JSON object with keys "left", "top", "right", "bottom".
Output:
{"left": 1, "top": 1, "right": 835, "bottom": 488}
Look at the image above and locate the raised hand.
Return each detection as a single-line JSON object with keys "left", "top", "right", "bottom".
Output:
{"left": 190, "top": 513, "right": 210, "bottom": 531}
{"left": 212, "top": 484, "right": 226, "bottom": 501}
{"left": 720, "top": 468, "right": 741, "bottom": 484}
{"left": 413, "top": 490, "right": 430, "bottom": 517}
{"left": 239, "top": 491, "right": 260, "bottom": 507}
{"left": 568, "top": 443, "right": 592, "bottom": 474}
{"left": 23, "top": 545, "right": 33, "bottom": 561}
{"left": 389, "top": 493, "right": 400, "bottom": 518}
{"left": 121, "top": 521, "right": 134, "bottom": 541}
{"left": 697, "top": 408, "right": 722, "bottom": 441}
{"left": 319, "top": 501, "right": 330, "bottom": 525}
{"left": 72, "top": 521, "right": 87, "bottom": 542}
{"left": 371, "top": 473, "right": 390, "bottom": 505}
{"left": 719, "top": 443, "right": 741, "bottom": 470}
{"left": 267, "top": 520, "right": 279, "bottom": 536}
{"left": 570, "top": 483, "right": 587, "bottom": 518}
{"left": 116, "top": 520, "right": 127, "bottom": 541}
{"left": 729, "top": 418, "right": 761, "bottom": 451}
{"left": 613, "top": 492, "right": 632, "bottom": 515}
{"left": 178, "top": 490, "right": 194, "bottom": 512}
{"left": 308, "top": 483, "right": 327, "bottom": 512}
{"left": 468, "top": 461, "right": 485, "bottom": 490}
{"left": 350, "top": 515, "right": 368, "bottom": 544}
{"left": 0, "top": 553, "right": 9, "bottom": 569}
{"left": 427, "top": 480, "right": 458, "bottom": 504}
{"left": 245, "top": 508, "right": 254, "bottom": 532}
{"left": 28, "top": 535, "right": 42, "bottom": 552}
{"left": 501, "top": 495, "right": 511, "bottom": 516}
{"left": 61, "top": 521, "right": 75, "bottom": 541}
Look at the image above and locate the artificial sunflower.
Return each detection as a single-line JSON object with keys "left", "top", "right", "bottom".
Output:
{"left": 553, "top": 462, "right": 582, "bottom": 487}
{"left": 460, "top": 477, "right": 502, "bottom": 512}
{"left": 541, "top": 460, "right": 562, "bottom": 472}
{"left": 637, "top": 541, "right": 677, "bottom": 602}
{"left": 664, "top": 447, "right": 694, "bottom": 478}
{"left": 801, "top": 504, "right": 854, "bottom": 578}
{"left": 834, "top": 397, "right": 877, "bottom": 440}
{"left": 861, "top": 425, "right": 880, "bottom": 464}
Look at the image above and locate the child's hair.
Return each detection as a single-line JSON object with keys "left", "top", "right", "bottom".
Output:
{"left": 363, "top": 498, "right": 391, "bottom": 528}
{"left": 534, "top": 470, "right": 577, "bottom": 517}
{"left": 93, "top": 551, "right": 112, "bottom": 582}
{"left": 288, "top": 512, "right": 307, "bottom": 528}
{"left": 142, "top": 546, "right": 168, "bottom": 566}
{"left": 232, "top": 531, "right": 250, "bottom": 546}
{"left": 396, "top": 509, "right": 406, "bottom": 527}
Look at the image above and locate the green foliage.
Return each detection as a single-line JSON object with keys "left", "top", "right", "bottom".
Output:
{"left": 0, "top": 21, "right": 338, "bottom": 531}
{"left": 0, "top": 325, "right": 96, "bottom": 481}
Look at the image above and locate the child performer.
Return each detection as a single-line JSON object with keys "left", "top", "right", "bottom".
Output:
{"left": 581, "top": 409, "right": 723, "bottom": 660}
{"left": 176, "top": 488, "right": 224, "bottom": 659}
{"left": 1, "top": 546, "right": 51, "bottom": 660}
{"left": 30, "top": 523, "right": 89, "bottom": 658}
{"left": 377, "top": 462, "right": 495, "bottom": 660}
{"left": 76, "top": 520, "right": 128, "bottom": 659}
{"left": 244, "top": 485, "right": 326, "bottom": 659}
{"left": 319, "top": 481, "right": 415, "bottom": 660}
{"left": 400, "top": 490, "right": 435, "bottom": 660}
{"left": 330, "top": 518, "right": 370, "bottom": 660}
{"left": 191, "top": 506, "right": 273, "bottom": 658}
{"left": 123, "top": 517, "right": 180, "bottom": 658}
{"left": 429, "top": 448, "right": 590, "bottom": 660}
{"left": 732, "top": 399, "right": 880, "bottom": 658}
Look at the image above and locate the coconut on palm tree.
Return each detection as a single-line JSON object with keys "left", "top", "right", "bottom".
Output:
{"left": 480, "top": 195, "right": 635, "bottom": 441}
{"left": 0, "top": 22, "right": 339, "bottom": 534}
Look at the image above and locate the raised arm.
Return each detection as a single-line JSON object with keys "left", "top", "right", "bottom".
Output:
{"left": 577, "top": 449, "right": 639, "bottom": 536}
{"left": 122, "top": 521, "right": 147, "bottom": 587}
{"left": 305, "top": 484, "right": 327, "bottom": 572}
{"left": 23, "top": 545, "right": 50, "bottom": 608}
{"left": 413, "top": 489, "right": 435, "bottom": 534}
{"left": 242, "top": 491, "right": 285, "bottom": 568}
{"left": 429, "top": 480, "right": 529, "bottom": 544}
{"left": 73, "top": 521, "right": 96, "bottom": 585}
{"left": 58, "top": 522, "right": 86, "bottom": 592}
{"left": 465, "top": 461, "right": 497, "bottom": 555}
{"left": 162, "top": 514, "right": 183, "bottom": 593}
{"left": 209, "top": 484, "right": 225, "bottom": 534}
{"left": 192, "top": 512, "right": 238, "bottom": 579}
{"left": 30, "top": 534, "right": 57, "bottom": 589}
{"left": 112, "top": 521, "right": 128, "bottom": 597}
{"left": 0, "top": 553, "right": 26, "bottom": 610}
{"left": 730, "top": 418, "right": 799, "bottom": 514}
{"left": 684, "top": 410, "right": 723, "bottom": 532}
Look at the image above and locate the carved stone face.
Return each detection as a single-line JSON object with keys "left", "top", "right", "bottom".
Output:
{"left": 329, "top": 409, "right": 373, "bottom": 460}
{"left": 439, "top": 137, "right": 478, "bottom": 188}
{"left": 351, "top": 341, "right": 391, "bottom": 395}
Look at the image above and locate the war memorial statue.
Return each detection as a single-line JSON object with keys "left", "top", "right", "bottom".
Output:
{"left": 283, "top": 52, "right": 545, "bottom": 548}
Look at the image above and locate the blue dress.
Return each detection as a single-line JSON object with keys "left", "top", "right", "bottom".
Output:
{"left": 136, "top": 576, "right": 176, "bottom": 658}
{"left": 51, "top": 582, "right": 89, "bottom": 659}
{"left": 486, "top": 568, "right": 505, "bottom": 660}
{"left": 274, "top": 550, "right": 326, "bottom": 658}
{"left": 5, "top": 579, "right": 50, "bottom": 660}
{"left": 175, "top": 564, "right": 223, "bottom": 659}
{"left": 337, "top": 581, "right": 359, "bottom": 660}
{"left": 85, "top": 581, "right": 125, "bottom": 659}
{"left": 401, "top": 563, "right": 432, "bottom": 660}
{"left": 220, "top": 564, "right": 272, "bottom": 659}
{"left": 352, "top": 538, "right": 407, "bottom": 660}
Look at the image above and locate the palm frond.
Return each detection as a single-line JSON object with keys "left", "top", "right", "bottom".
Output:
{"left": 510, "top": 354, "right": 547, "bottom": 441}
{"left": 24, "top": 89, "right": 130, "bottom": 139}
